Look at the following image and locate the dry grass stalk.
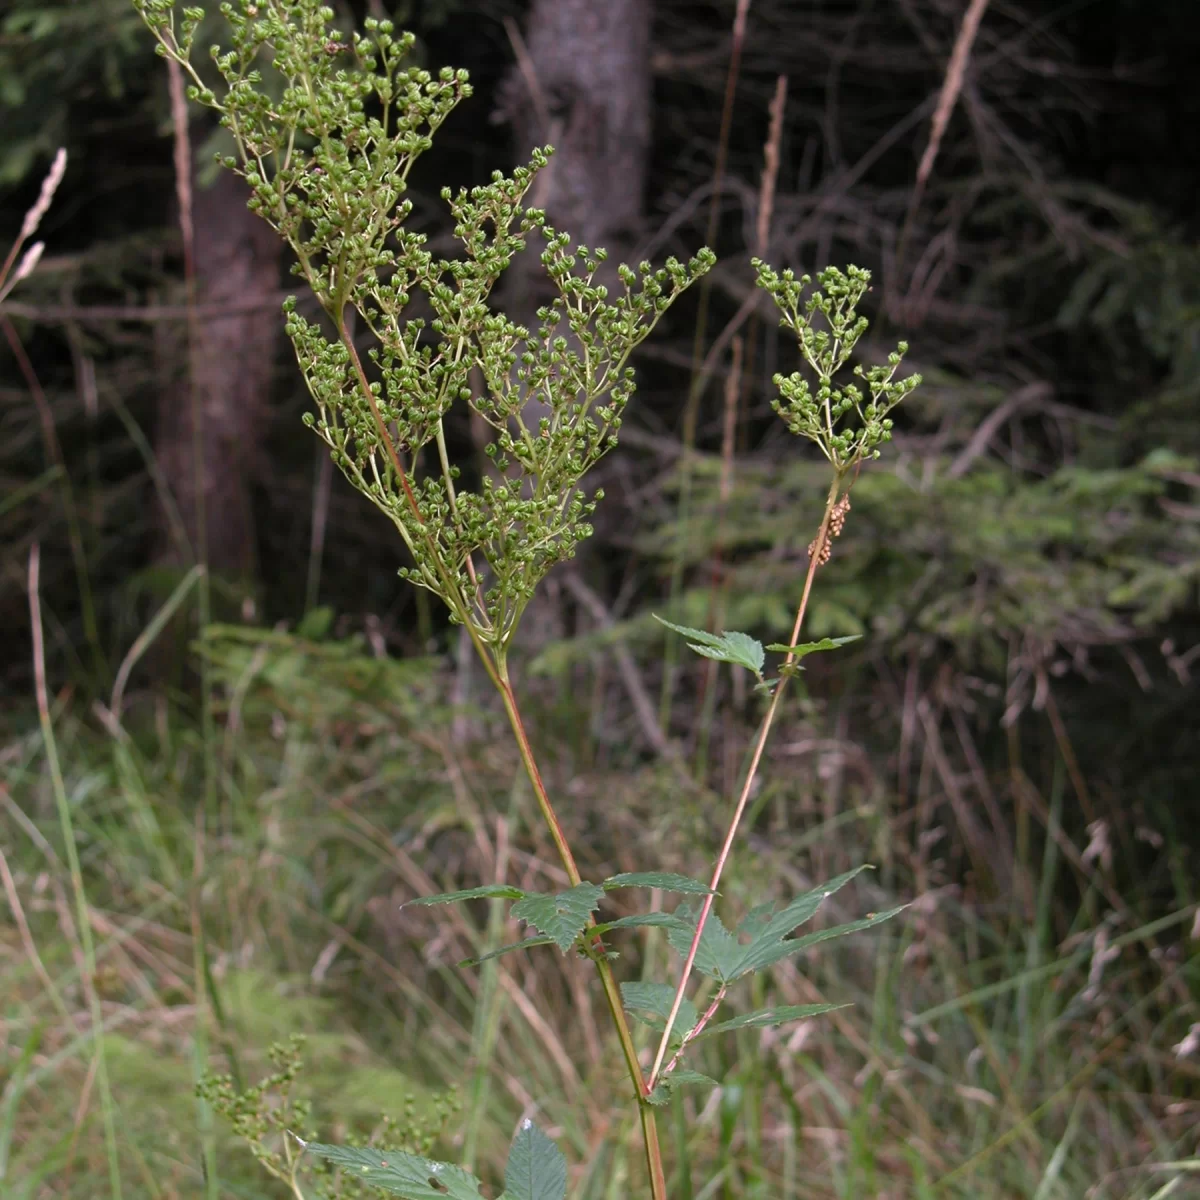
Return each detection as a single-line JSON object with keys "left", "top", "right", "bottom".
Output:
{"left": 166, "top": 59, "right": 195, "bottom": 278}
{"left": 899, "top": 0, "right": 992, "bottom": 271}
{"left": 0, "top": 147, "right": 67, "bottom": 301}
{"left": 560, "top": 572, "right": 678, "bottom": 763}
{"left": 756, "top": 75, "right": 788, "bottom": 257}
{"left": 914, "top": 0, "right": 992, "bottom": 207}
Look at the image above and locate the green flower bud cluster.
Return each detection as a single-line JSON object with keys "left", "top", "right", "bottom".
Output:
{"left": 134, "top": 0, "right": 715, "bottom": 653}
{"left": 753, "top": 261, "right": 921, "bottom": 470}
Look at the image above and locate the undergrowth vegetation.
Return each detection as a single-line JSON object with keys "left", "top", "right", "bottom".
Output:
{"left": 2, "top": 629, "right": 1196, "bottom": 1196}
{"left": 1, "top": 0, "right": 1198, "bottom": 1197}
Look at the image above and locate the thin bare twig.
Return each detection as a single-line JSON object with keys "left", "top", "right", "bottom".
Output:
{"left": 946, "top": 381, "right": 1050, "bottom": 479}
{"left": 561, "top": 572, "right": 677, "bottom": 763}
{"left": 0, "top": 295, "right": 294, "bottom": 323}
{"left": 501, "top": 15, "right": 553, "bottom": 137}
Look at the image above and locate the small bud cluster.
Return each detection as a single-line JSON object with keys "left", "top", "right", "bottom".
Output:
{"left": 134, "top": 0, "right": 715, "bottom": 654}
{"left": 196, "top": 1035, "right": 314, "bottom": 1182}
{"left": 808, "top": 493, "right": 851, "bottom": 566}
{"left": 753, "top": 261, "right": 921, "bottom": 472}
{"left": 197, "top": 1035, "right": 461, "bottom": 1194}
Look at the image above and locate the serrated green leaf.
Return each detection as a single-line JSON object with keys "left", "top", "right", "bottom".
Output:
{"left": 402, "top": 885, "right": 525, "bottom": 909}
{"left": 504, "top": 1119, "right": 567, "bottom": 1200}
{"left": 765, "top": 635, "right": 862, "bottom": 657}
{"left": 298, "top": 1141, "right": 486, "bottom": 1199}
{"left": 666, "top": 1069, "right": 719, "bottom": 1088}
{"left": 736, "top": 902, "right": 777, "bottom": 941}
{"left": 666, "top": 905, "right": 744, "bottom": 982}
{"left": 733, "top": 906, "right": 906, "bottom": 979}
{"left": 458, "top": 936, "right": 556, "bottom": 968}
{"left": 697, "top": 1003, "right": 846, "bottom": 1039}
{"left": 655, "top": 617, "right": 765, "bottom": 676}
{"left": 749, "top": 866, "right": 871, "bottom": 946}
{"left": 620, "top": 981, "right": 698, "bottom": 1045}
{"left": 511, "top": 884, "right": 605, "bottom": 953}
{"left": 602, "top": 872, "right": 714, "bottom": 895}
{"left": 653, "top": 616, "right": 725, "bottom": 647}
{"left": 645, "top": 1070, "right": 719, "bottom": 1106}
{"left": 591, "top": 912, "right": 690, "bottom": 936}
{"left": 684, "top": 635, "right": 765, "bottom": 675}
{"left": 713, "top": 630, "right": 765, "bottom": 675}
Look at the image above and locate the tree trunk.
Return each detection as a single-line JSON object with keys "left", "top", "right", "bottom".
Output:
{"left": 493, "top": 0, "right": 653, "bottom": 652}
{"left": 155, "top": 165, "right": 281, "bottom": 608}
{"left": 498, "top": 0, "right": 651, "bottom": 319}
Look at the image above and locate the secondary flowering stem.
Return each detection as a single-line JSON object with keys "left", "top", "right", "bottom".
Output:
{"left": 647, "top": 469, "right": 846, "bottom": 1092}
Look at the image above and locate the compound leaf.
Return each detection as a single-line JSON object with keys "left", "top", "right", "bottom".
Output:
{"left": 591, "top": 912, "right": 690, "bottom": 936}
{"left": 655, "top": 617, "right": 765, "bottom": 677}
{"left": 402, "top": 885, "right": 525, "bottom": 908}
{"left": 620, "top": 981, "right": 698, "bottom": 1045}
{"left": 702, "top": 630, "right": 765, "bottom": 676}
{"left": 746, "top": 866, "right": 870, "bottom": 947}
{"left": 511, "top": 884, "right": 605, "bottom": 953}
{"left": 602, "top": 872, "right": 714, "bottom": 896}
{"left": 652, "top": 616, "right": 725, "bottom": 648}
{"left": 697, "top": 1003, "right": 847, "bottom": 1039}
{"left": 298, "top": 1141, "right": 485, "bottom": 1199}
{"left": 458, "top": 936, "right": 556, "bottom": 968}
{"left": 504, "top": 1119, "right": 567, "bottom": 1200}
{"left": 645, "top": 1070, "right": 719, "bottom": 1106}
{"left": 765, "top": 635, "right": 862, "bottom": 658}
{"left": 665, "top": 905, "right": 744, "bottom": 982}
{"left": 734, "top": 907, "right": 906, "bottom": 979}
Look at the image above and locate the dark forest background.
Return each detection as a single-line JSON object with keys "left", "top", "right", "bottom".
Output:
{"left": 0, "top": 1, "right": 1198, "bottom": 1197}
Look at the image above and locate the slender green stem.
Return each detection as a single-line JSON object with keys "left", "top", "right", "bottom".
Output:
{"left": 164, "top": 58, "right": 221, "bottom": 1198}
{"left": 493, "top": 658, "right": 667, "bottom": 1200}
{"left": 28, "top": 546, "right": 124, "bottom": 1200}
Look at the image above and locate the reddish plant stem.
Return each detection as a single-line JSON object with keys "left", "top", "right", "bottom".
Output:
{"left": 648, "top": 470, "right": 845, "bottom": 1091}
{"left": 339, "top": 319, "right": 423, "bottom": 518}
{"left": 338, "top": 320, "right": 490, "bottom": 631}
{"left": 663, "top": 984, "right": 727, "bottom": 1078}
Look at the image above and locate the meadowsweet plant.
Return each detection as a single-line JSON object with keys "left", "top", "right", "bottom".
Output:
{"left": 131, "top": 2, "right": 920, "bottom": 1196}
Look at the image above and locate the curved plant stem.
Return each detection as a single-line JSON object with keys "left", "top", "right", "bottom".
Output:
{"left": 647, "top": 470, "right": 846, "bottom": 1091}
{"left": 494, "top": 659, "right": 668, "bottom": 1200}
